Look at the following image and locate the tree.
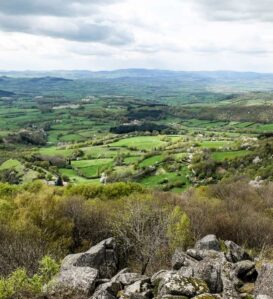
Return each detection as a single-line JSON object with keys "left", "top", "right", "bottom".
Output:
{"left": 113, "top": 195, "right": 171, "bottom": 274}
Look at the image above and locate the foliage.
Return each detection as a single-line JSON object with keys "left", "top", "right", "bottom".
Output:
{"left": 0, "top": 256, "right": 59, "bottom": 299}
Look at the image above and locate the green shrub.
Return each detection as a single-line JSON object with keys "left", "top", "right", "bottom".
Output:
{"left": 0, "top": 256, "right": 59, "bottom": 299}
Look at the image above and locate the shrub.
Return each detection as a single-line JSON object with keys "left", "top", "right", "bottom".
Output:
{"left": 0, "top": 256, "right": 59, "bottom": 299}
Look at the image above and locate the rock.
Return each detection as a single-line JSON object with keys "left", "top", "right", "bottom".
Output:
{"left": 235, "top": 261, "right": 257, "bottom": 283}
{"left": 91, "top": 289, "right": 116, "bottom": 299}
{"left": 158, "top": 272, "right": 209, "bottom": 297}
{"left": 178, "top": 266, "right": 194, "bottom": 278}
{"left": 151, "top": 270, "right": 173, "bottom": 286}
{"left": 48, "top": 267, "right": 98, "bottom": 296}
{"left": 238, "top": 282, "right": 254, "bottom": 294}
{"left": 61, "top": 238, "right": 118, "bottom": 279}
{"left": 254, "top": 264, "right": 273, "bottom": 298}
{"left": 194, "top": 257, "right": 223, "bottom": 293}
{"left": 187, "top": 249, "right": 224, "bottom": 262}
{"left": 220, "top": 259, "right": 241, "bottom": 299}
{"left": 224, "top": 241, "right": 252, "bottom": 263}
{"left": 172, "top": 249, "right": 197, "bottom": 270}
{"left": 186, "top": 249, "right": 205, "bottom": 261}
{"left": 195, "top": 235, "right": 220, "bottom": 252}
{"left": 96, "top": 281, "right": 122, "bottom": 296}
{"left": 125, "top": 280, "right": 150, "bottom": 294}
{"left": 193, "top": 294, "right": 222, "bottom": 299}
{"left": 112, "top": 272, "right": 150, "bottom": 286}
{"left": 161, "top": 296, "right": 189, "bottom": 299}
{"left": 256, "top": 296, "right": 273, "bottom": 299}
{"left": 118, "top": 289, "right": 153, "bottom": 299}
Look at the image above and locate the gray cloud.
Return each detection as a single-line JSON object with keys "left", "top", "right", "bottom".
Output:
{"left": 0, "top": 0, "right": 119, "bottom": 16}
{"left": 0, "top": 14, "right": 133, "bottom": 45}
{"left": 191, "top": 0, "right": 273, "bottom": 22}
{"left": 0, "top": 0, "right": 133, "bottom": 46}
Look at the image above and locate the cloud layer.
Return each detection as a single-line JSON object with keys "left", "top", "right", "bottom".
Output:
{"left": 190, "top": 0, "right": 273, "bottom": 22}
{"left": 0, "top": 0, "right": 273, "bottom": 71}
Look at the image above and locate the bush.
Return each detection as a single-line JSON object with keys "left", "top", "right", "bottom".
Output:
{"left": 0, "top": 256, "right": 59, "bottom": 299}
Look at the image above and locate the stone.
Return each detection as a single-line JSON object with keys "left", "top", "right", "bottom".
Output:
{"left": 47, "top": 267, "right": 98, "bottom": 296}
{"left": 220, "top": 259, "right": 241, "bottom": 299}
{"left": 112, "top": 272, "right": 150, "bottom": 286}
{"left": 172, "top": 249, "right": 197, "bottom": 270}
{"left": 96, "top": 281, "right": 122, "bottom": 296}
{"left": 158, "top": 272, "right": 209, "bottom": 297}
{"left": 194, "top": 257, "right": 223, "bottom": 293}
{"left": 234, "top": 261, "right": 257, "bottom": 283}
{"left": 118, "top": 290, "right": 153, "bottom": 299}
{"left": 178, "top": 266, "right": 194, "bottom": 278}
{"left": 193, "top": 294, "right": 222, "bottom": 299}
{"left": 224, "top": 241, "right": 252, "bottom": 263}
{"left": 161, "top": 296, "right": 189, "bottom": 299}
{"left": 91, "top": 289, "right": 116, "bottom": 299}
{"left": 195, "top": 235, "right": 220, "bottom": 252}
{"left": 254, "top": 264, "right": 273, "bottom": 298}
{"left": 151, "top": 270, "right": 175, "bottom": 287}
{"left": 187, "top": 249, "right": 224, "bottom": 262}
{"left": 61, "top": 238, "right": 118, "bottom": 279}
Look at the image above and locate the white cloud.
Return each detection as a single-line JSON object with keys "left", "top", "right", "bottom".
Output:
{"left": 0, "top": 0, "right": 273, "bottom": 71}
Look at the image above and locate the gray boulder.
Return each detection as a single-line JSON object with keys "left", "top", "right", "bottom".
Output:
{"left": 91, "top": 289, "right": 116, "bottom": 299}
{"left": 195, "top": 235, "right": 220, "bottom": 252}
{"left": 48, "top": 267, "right": 98, "bottom": 296}
{"left": 111, "top": 271, "right": 150, "bottom": 286}
{"left": 194, "top": 257, "right": 223, "bottom": 293}
{"left": 254, "top": 264, "right": 273, "bottom": 298}
{"left": 151, "top": 270, "right": 174, "bottom": 286}
{"left": 158, "top": 272, "right": 209, "bottom": 297}
{"left": 172, "top": 249, "right": 197, "bottom": 270}
{"left": 193, "top": 294, "right": 222, "bottom": 299}
{"left": 187, "top": 249, "right": 224, "bottom": 261}
{"left": 95, "top": 280, "right": 122, "bottom": 296}
{"left": 61, "top": 238, "right": 118, "bottom": 279}
{"left": 178, "top": 266, "right": 194, "bottom": 278}
{"left": 234, "top": 260, "right": 257, "bottom": 283}
{"left": 225, "top": 240, "right": 252, "bottom": 263}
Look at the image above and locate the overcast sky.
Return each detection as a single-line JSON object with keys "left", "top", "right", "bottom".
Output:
{"left": 0, "top": 0, "right": 273, "bottom": 71}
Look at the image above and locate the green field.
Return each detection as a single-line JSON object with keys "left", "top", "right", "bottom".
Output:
{"left": 110, "top": 136, "right": 166, "bottom": 150}
{"left": 212, "top": 150, "right": 252, "bottom": 161}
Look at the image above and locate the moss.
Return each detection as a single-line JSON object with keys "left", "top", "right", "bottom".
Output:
{"left": 187, "top": 277, "right": 209, "bottom": 293}
{"left": 219, "top": 239, "right": 228, "bottom": 253}
{"left": 239, "top": 283, "right": 254, "bottom": 294}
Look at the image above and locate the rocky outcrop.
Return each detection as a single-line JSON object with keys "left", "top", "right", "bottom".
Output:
{"left": 61, "top": 237, "right": 118, "bottom": 278}
{"left": 254, "top": 264, "right": 273, "bottom": 299}
{"left": 46, "top": 238, "right": 119, "bottom": 296}
{"left": 195, "top": 235, "right": 220, "bottom": 252}
{"left": 45, "top": 235, "right": 269, "bottom": 299}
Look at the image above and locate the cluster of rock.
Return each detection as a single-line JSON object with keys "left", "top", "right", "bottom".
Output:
{"left": 46, "top": 235, "right": 273, "bottom": 299}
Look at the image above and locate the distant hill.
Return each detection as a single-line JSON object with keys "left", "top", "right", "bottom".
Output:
{"left": 0, "top": 89, "right": 15, "bottom": 97}
{"left": 28, "top": 76, "right": 73, "bottom": 83}
{"left": 0, "top": 69, "right": 273, "bottom": 103}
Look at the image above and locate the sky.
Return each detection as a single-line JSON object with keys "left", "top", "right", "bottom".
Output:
{"left": 0, "top": 0, "right": 273, "bottom": 71}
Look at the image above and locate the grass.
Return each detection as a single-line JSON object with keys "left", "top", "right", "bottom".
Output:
{"left": 199, "top": 140, "right": 233, "bottom": 149}
{"left": 139, "top": 155, "right": 163, "bottom": 167}
{"left": 212, "top": 150, "right": 252, "bottom": 161}
{"left": 124, "top": 156, "right": 140, "bottom": 164}
{"left": 0, "top": 159, "right": 23, "bottom": 170}
{"left": 109, "top": 136, "right": 166, "bottom": 150}
{"left": 39, "top": 147, "right": 75, "bottom": 157}
{"left": 71, "top": 159, "right": 113, "bottom": 178}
